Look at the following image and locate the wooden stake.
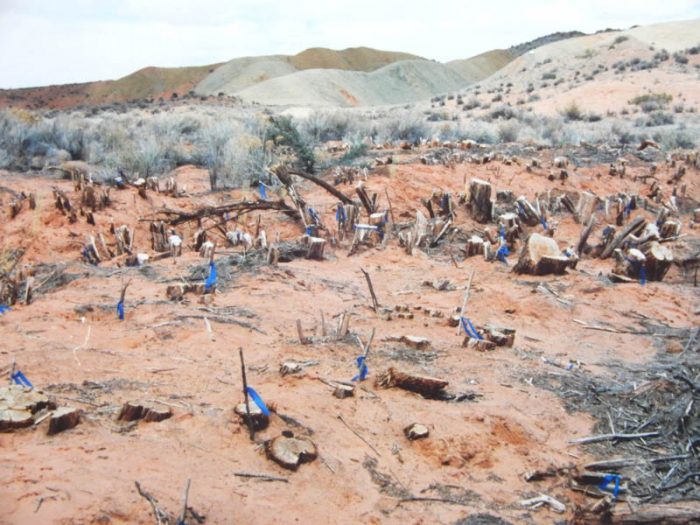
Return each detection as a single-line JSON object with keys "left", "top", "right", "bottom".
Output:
{"left": 456, "top": 270, "right": 475, "bottom": 335}
{"left": 320, "top": 310, "right": 327, "bottom": 337}
{"left": 360, "top": 268, "right": 380, "bottom": 311}
{"left": 178, "top": 478, "right": 191, "bottom": 525}
{"left": 296, "top": 319, "right": 310, "bottom": 345}
{"left": 239, "top": 347, "right": 255, "bottom": 441}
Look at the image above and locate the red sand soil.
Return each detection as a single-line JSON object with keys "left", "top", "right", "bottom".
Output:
{"left": 0, "top": 155, "right": 697, "bottom": 524}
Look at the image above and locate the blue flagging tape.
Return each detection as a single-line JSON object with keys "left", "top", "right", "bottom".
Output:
{"left": 205, "top": 261, "right": 217, "bottom": 291}
{"left": 117, "top": 300, "right": 124, "bottom": 320}
{"left": 305, "top": 225, "right": 315, "bottom": 236}
{"left": 624, "top": 199, "right": 634, "bottom": 216}
{"left": 11, "top": 370, "right": 33, "bottom": 389}
{"left": 440, "top": 194, "right": 449, "bottom": 214}
{"left": 496, "top": 244, "right": 510, "bottom": 262}
{"left": 0, "top": 305, "right": 11, "bottom": 315}
{"left": 352, "top": 355, "right": 368, "bottom": 382}
{"left": 639, "top": 266, "right": 647, "bottom": 286}
{"left": 603, "top": 226, "right": 615, "bottom": 237}
{"left": 599, "top": 474, "right": 622, "bottom": 499}
{"left": 460, "top": 317, "right": 483, "bottom": 340}
{"left": 336, "top": 205, "right": 346, "bottom": 222}
{"left": 499, "top": 226, "right": 506, "bottom": 241}
{"left": 540, "top": 216, "right": 548, "bottom": 230}
{"left": 259, "top": 182, "right": 267, "bottom": 200}
{"left": 245, "top": 386, "right": 270, "bottom": 416}
{"left": 308, "top": 207, "right": 320, "bottom": 224}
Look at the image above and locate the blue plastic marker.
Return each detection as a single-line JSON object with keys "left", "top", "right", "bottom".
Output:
{"left": 205, "top": 261, "right": 217, "bottom": 292}
{"left": 259, "top": 182, "right": 267, "bottom": 200}
{"left": 116, "top": 300, "right": 124, "bottom": 321}
{"left": 11, "top": 370, "right": 33, "bottom": 389}
{"left": 496, "top": 244, "right": 510, "bottom": 262}
{"left": 460, "top": 317, "right": 484, "bottom": 340}
{"left": 599, "top": 474, "right": 622, "bottom": 499}
{"left": 352, "top": 355, "right": 368, "bottom": 382}
{"left": 0, "top": 305, "right": 11, "bottom": 316}
{"left": 245, "top": 386, "right": 270, "bottom": 416}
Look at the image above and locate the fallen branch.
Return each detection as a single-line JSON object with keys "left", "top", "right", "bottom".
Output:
{"left": 569, "top": 431, "right": 660, "bottom": 445}
{"left": 233, "top": 471, "right": 289, "bottom": 483}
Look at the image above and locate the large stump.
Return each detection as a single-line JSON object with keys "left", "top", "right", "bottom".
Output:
{"left": 265, "top": 433, "right": 317, "bottom": 470}
{"left": 514, "top": 233, "right": 572, "bottom": 275}
{"left": 644, "top": 242, "right": 673, "bottom": 281}
{"left": 48, "top": 407, "right": 80, "bottom": 435}
{"left": 468, "top": 179, "right": 493, "bottom": 223}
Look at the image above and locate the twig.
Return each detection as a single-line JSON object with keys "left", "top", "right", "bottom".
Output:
{"left": 569, "top": 431, "right": 660, "bottom": 445}
{"left": 134, "top": 481, "right": 172, "bottom": 525}
{"left": 456, "top": 270, "right": 475, "bottom": 335}
{"left": 178, "top": 478, "right": 191, "bottom": 524}
{"left": 240, "top": 347, "right": 255, "bottom": 441}
{"left": 233, "top": 471, "right": 289, "bottom": 483}
{"left": 337, "top": 414, "right": 381, "bottom": 456}
{"left": 397, "top": 496, "right": 469, "bottom": 507}
{"left": 360, "top": 268, "right": 380, "bottom": 311}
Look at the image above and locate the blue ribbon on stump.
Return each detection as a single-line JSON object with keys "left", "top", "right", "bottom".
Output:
{"left": 0, "top": 305, "right": 11, "bottom": 315}
{"left": 540, "top": 216, "right": 548, "bottom": 230}
{"left": 496, "top": 244, "right": 510, "bottom": 262}
{"left": 116, "top": 300, "right": 124, "bottom": 320}
{"left": 245, "top": 386, "right": 270, "bottom": 416}
{"left": 259, "top": 182, "right": 267, "bottom": 200}
{"left": 12, "top": 370, "right": 33, "bottom": 389}
{"left": 460, "top": 317, "right": 483, "bottom": 340}
{"left": 599, "top": 474, "right": 622, "bottom": 499}
{"left": 205, "top": 261, "right": 217, "bottom": 292}
{"left": 336, "top": 205, "right": 346, "bottom": 223}
{"left": 352, "top": 355, "right": 368, "bottom": 382}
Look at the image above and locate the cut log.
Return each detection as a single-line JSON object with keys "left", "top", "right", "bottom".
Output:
{"left": 600, "top": 215, "right": 646, "bottom": 259}
{"left": 385, "top": 335, "right": 431, "bottom": 350}
{"left": 404, "top": 423, "right": 429, "bottom": 441}
{"left": 644, "top": 242, "right": 673, "bottom": 281}
{"left": 234, "top": 402, "right": 269, "bottom": 431}
{"left": 466, "top": 235, "right": 486, "bottom": 257}
{"left": 265, "top": 434, "right": 318, "bottom": 471}
{"left": 574, "top": 501, "right": 700, "bottom": 524}
{"left": 48, "top": 407, "right": 80, "bottom": 435}
{"left": 516, "top": 196, "right": 540, "bottom": 227}
{"left": 0, "top": 386, "right": 54, "bottom": 415}
{"left": 575, "top": 191, "right": 600, "bottom": 224}
{"left": 514, "top": 233, "right": 572, "bottom": 275}
{"left": 376, "top": 367, "right": 448, "bottom": 398}
{"left": 468, "top": 179, "right": 493, "bottom": 223}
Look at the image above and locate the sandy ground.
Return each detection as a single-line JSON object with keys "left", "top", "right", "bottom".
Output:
{"left": 0, "top": 153, "right": 698, "bottom": 524}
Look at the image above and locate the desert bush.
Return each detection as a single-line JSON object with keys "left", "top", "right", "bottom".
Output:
{"left": 674, "top": 52, "right": 689, "bottom": 65}
{"left": 463, "top": 99, "right": 481, "bottom": 110}
{"left": 488, "top": 105, "right": 516, "bottom": 120}
{"left": 378, "top": 113, "right": 429, "bottom": 144}
{"left": 302, "top": 111, "right": 352, "bottom": 142}
{"left": 655, "top": 128, "right": 695, "bottom": 149}
{"left": 542, "top": 71, "right": 557, "bottom": 80}
{"left": 630, "top": 93, "right": 672, "bottom": 112}
{"left": 687, "top": 45, "right": 700, "bottom": 55}
{"left": 497, "top": 121, "right": 519, "bottom": 143}
{"left": 613, "top": 35, "right": 629, "bottom": 45}
{"left": 562, "top": 101, "right": 583, "bottom": 121}
{"left": 269, "top": 115, "right": 315, "bottom": 173}
{"left": 643, "top": 111, "right": 675, "bottom": 127}
{"left": 458, "top": 121, "right": 497, "bottom": 145}
{"left": 654, "top": 50, "right": 670, "bottom": 62}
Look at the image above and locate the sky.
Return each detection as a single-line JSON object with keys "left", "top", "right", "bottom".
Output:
{"left": 1, "top": 0, "right": 699, "bottom": 88}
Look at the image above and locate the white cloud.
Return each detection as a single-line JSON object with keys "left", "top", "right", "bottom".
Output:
{"left": 0, "top": 0, "right": 698, "bottom": 88}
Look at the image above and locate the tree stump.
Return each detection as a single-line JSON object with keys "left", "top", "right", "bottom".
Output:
{"left": 48, "top": 407, "right": 80, "bottom": 435}
{"left": 514, "top": 233, "right": 572, "bottom": 275}
{"left": 468, "top": 179, "right": 493, "bottom": 223}
{"left": 466, "top": 236, "right": 486, "bottom": 257}
{"left": 462, "top": 337, "right": 497, "bottom": 351}
{"left": 118, "top": 402, "right": 172, "bottom": 423}
{"left": 376, "top": 367, "right": 448, "bottom": 398}
{"left": 516, "top": 196, "right": 540, "bottom": 227}
{"left": 306, "top": 237, "right": 326, "bottom": 260}
{"left": 404, "top": 423, "right": 429, "bottom": 441}
{"left": 332, "top": 383, "right": 355, "bottom": 399}
{"left": 644, "top": 242, "right": 673, "bottom": 281}
{"left": 234, "top": 402, "right": 269, "bottom": 431}
{"left": 660, "top": 220, "right": 681, "bottom": 239}
{"left": 265, "top": 433, "right": 317, "bottom": 470}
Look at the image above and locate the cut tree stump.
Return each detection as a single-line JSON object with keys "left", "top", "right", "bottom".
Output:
{"left": 385, "top": 335, "right": 431, "bottom": 350}
{"left": 644, "top": 241, "right": 674, "bottom": 281}
{"left": 0, "top": 408, "right": 34, "bottom": 431}
{"left": 333, "top": 382, "right": 355, "bottom": 399}
{"left": 468, "top": 179, "right": 493, "bottom": 223}
{"left": 234, "top": 402, "right": 269, "bottom": 431}
{"left": 48, "top": 407, "right": 80, "bottom": 435}
{"left": 0, "top": 386, "right": 55, "bottom": 431}
{"left": 376, "top": 367, "right": 448, "bottom": 398}
{"left": 118, "top": 402, "right": 173, "bottom": 423}
{"left": 516, "top": 196, "right": 541, "bottom": 227}
{"left": 265, "top": 433, "right": 318, "bottom": 471}
{"left": 306, "top": 237, "right": 326, "bottom": 260}
{"left": 600, "top": 215, "right": 646, "bottom": 259}
{"left": 480, "top": 325, "right": 516, "bottom": 347}
{"left": 514, "top": 233, "right": 572, "bottom": 275}
{"left": 462, "top": 337, "right": 497, "bottom": 351}
{"left": 404, "top": 423, "right": 429, "bottom": 441}
{"left": 660, "top": 220, "right": 681, "bottom": 239}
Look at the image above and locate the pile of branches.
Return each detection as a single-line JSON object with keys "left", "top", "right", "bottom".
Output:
{"left": 535, "top": 318, "right": 700, "bottom": 506}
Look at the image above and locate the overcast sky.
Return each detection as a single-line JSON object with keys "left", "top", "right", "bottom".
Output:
{"left": 1, "top": 0, "right": 699, "bottom": 88}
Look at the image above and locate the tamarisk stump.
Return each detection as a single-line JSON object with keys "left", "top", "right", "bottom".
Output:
{"left": 118, "top": 402, "right": 172, "bottom": 423}
{"left": 468, "top": 179, "right": 493, "bottom": 223}
{"left": 462, "top": 337, "right": 497, "bottom": 351}
{"left": 644, "top": 242, "right": 673, "bottom": 281}
{"left": 0, "top": 386, "right": 55, "bottom": 431}
{"left": 48, "top": 407, "right": 80, "bottom": 435}
{"left": 516, "top": 196, "right": 540, "bottom": 227}
{"left": 234, "top": 402, "right": 269, "bottom": 431}
{"left": 265, "top": 434, "right": 318, "bottom": 471}
{"left": 386, "top": 335, "right": 431, "bottom": 350}
{"left": 305, "top": 237, "right": 326, "bottom": 260}
{"left": 660, "top": 220, "right": 681, "bottom": 239}
{"left": 333, "top": 383, "right": 355, "bottom": 399}
{"left": 404, "top": 423, "right": 429, "bottom": 441}
{"left": 514, "top": 233, "right": 572, "bottom": 275}
{"left": 376, "top": 367, "right": 448, "bottom": 398}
